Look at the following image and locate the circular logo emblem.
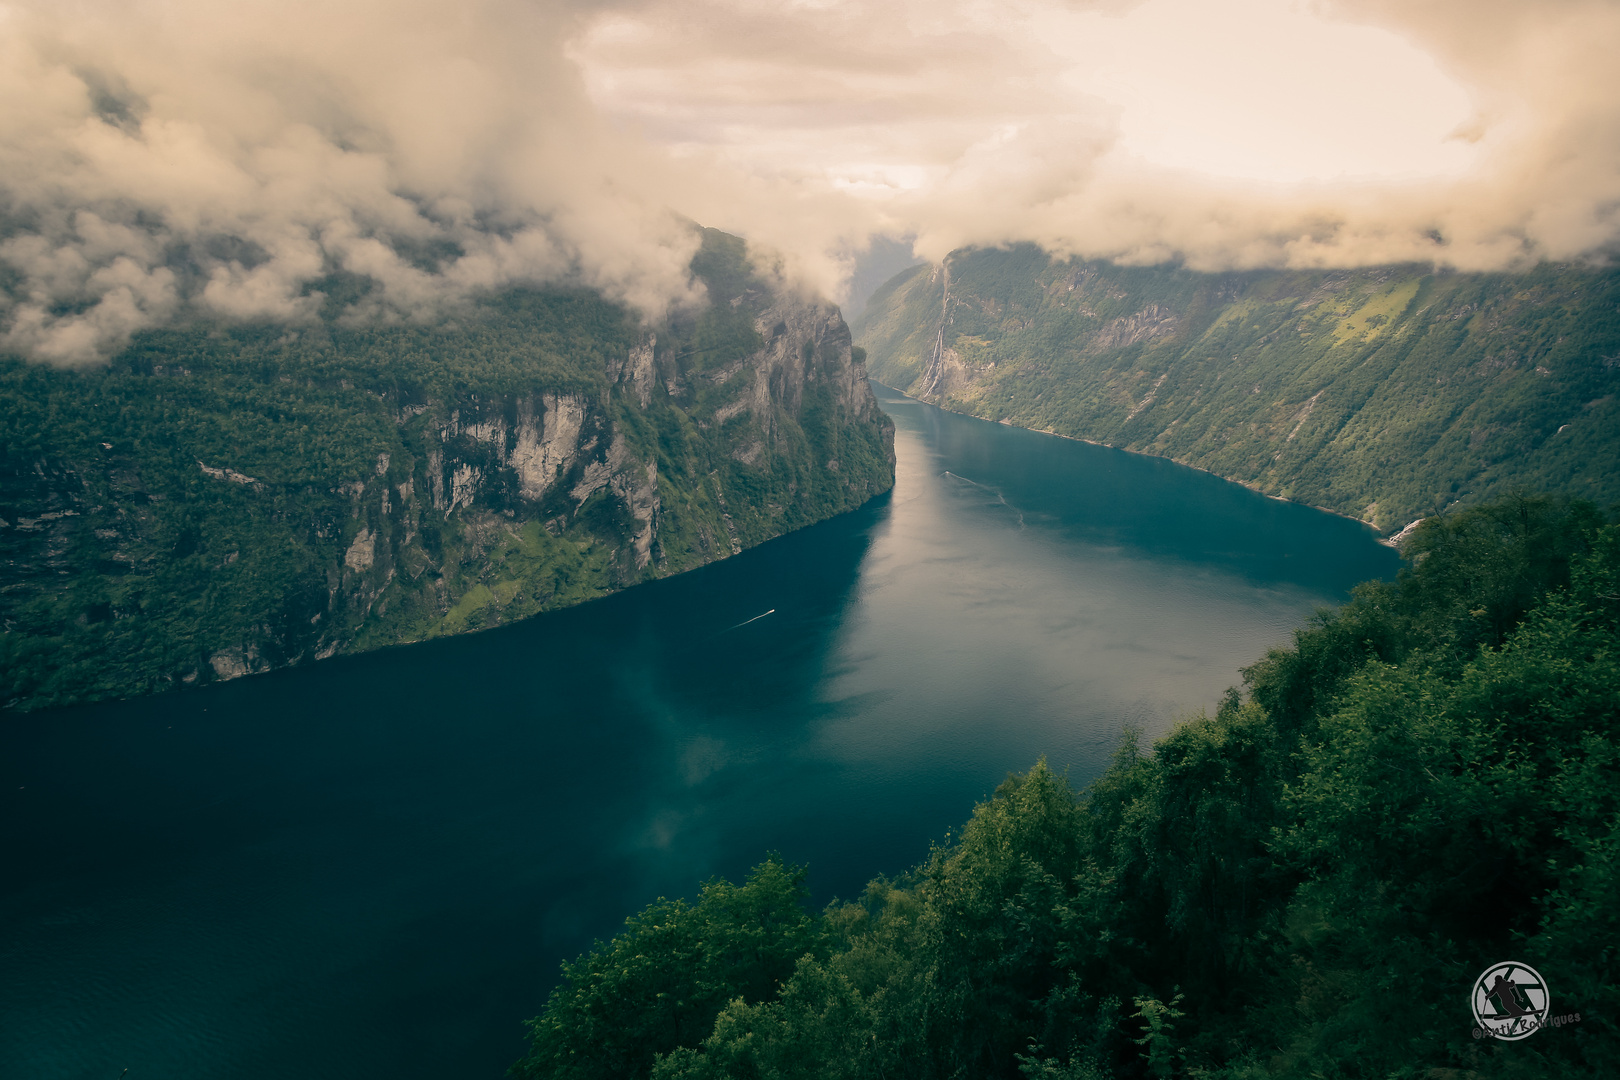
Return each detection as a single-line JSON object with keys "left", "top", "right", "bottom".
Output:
{"left": 1471, "top": 961, "right": 1550, "bottom": 1041}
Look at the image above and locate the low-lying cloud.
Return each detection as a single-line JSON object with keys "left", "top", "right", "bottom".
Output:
{"left": 0, "top": 0, "right": 716, "bottom": 366}
{"left": 3, "top": 0, "right": 1616, "bottom": 366}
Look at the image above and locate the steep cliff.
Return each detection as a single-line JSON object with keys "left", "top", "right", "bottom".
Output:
{"left": 1, "top": 230, "right": 895, "bottom": 710}
{"left": 855, "top": 246, "right": 1620, "bottom": 532}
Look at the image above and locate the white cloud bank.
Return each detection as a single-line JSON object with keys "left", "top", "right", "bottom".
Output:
{"left": 0, "top": 0, "right": 717, "bottom": 365}
{"left": 2, "top": 0, "right": 1617, "bottom": 365}
{"left": 577, "top": 0, "right": 1620, "bottom": 266}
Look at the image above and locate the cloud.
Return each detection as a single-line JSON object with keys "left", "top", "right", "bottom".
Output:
{"left": 575, "top": 0, "right": 1620, "bottom": 273}
{"left": 0, "top": 0, "right": 712, "bottom": 365}
{"left": 2, "top": 0, "right": 1616, "bottom": 365}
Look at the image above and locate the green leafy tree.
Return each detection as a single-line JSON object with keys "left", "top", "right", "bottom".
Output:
{"left": 514, "top": 494, "right": 1619, "bottom": 1080}
{"left": 513, "top": 856, "right": 822, "bottom": 1080}
{"left": 1130, "top": 991, "right": 1184, "bottom": 1078}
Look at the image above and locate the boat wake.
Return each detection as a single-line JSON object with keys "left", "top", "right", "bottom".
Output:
{"left": 941, "top": 471, "right": 1025, "bottom": 528}
{"left": 722, "top": 609, "right": 776, "bottom": 632}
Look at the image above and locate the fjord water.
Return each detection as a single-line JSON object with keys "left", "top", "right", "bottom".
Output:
{"left": 0, "top": 384, "right": 1396, "bottom": 1080}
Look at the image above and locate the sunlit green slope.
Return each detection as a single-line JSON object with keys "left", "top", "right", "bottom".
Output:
{"left": 855, "top": 246, "right": 1620, "bottom": 531}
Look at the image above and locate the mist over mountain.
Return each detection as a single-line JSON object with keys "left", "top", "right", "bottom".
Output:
{"left": 839, "top": 237, "right": 925, "bottom": 322}
{"left": 4, "top": 0, "right": 1618, "bottom": 371}
{"left": 573, "top": 0, "right": 1620, "bottom": 270}
{"left": 0, "top": 0, "right": 714, "bottom": 367}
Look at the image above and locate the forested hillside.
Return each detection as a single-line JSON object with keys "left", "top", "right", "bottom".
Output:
{"left": 515, "top": 494, "right": 1619, "bottom": 1079}
{"left": 854, "top": 248, "right": 1620, "bottom": 532}
{"left": 0, "top": 230, "right": 895, "bottom": 710}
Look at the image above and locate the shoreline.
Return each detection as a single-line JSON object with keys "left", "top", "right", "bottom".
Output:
{"left": 872, "top": 380, "right": 1401, "bottom": 540}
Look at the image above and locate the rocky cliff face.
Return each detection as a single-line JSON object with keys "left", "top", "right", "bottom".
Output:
{"left": 1, "top": 238, "right": 895, "bottom": 710}
{"left": 327, "top": 291, "right": 893, "bottom": 654}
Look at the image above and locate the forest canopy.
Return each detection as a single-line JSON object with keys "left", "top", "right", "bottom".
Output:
{"left": 514, "top": 493, "right": 1619, "bottom": 1079}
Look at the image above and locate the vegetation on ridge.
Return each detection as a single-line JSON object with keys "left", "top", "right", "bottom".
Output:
{"left": 515, "top": 494, "right": 1620, "bottom": 1079}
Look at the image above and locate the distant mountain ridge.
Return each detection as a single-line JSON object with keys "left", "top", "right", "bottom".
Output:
{"left": 854, "top": 245, "right": 1620, "bottom": 531}
{"left": 1, "top": 229, "right": 895, "bottom": 711}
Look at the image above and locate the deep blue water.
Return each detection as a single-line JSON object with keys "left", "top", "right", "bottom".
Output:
{"left": 0, "top": 384, "right": 1397, "bottom": 1079}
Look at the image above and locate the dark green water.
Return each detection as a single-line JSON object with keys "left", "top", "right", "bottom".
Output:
{"left": 0, "top": 384, "right": 1397, "bottom": 1079}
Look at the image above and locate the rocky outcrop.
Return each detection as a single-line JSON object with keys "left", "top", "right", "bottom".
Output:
{"left": 1089, "top": 304, "right": 1180, "bottom": 353}
{"left": 265, "top": 289, "right": 889, "bottom": 672}
{"left": 1, "top": 250, "right": 895, "bottom": 709}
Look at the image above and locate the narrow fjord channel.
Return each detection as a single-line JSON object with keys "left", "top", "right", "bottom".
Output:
{"left": 1, "top": 384, "right": 1397, "bottom": 1080}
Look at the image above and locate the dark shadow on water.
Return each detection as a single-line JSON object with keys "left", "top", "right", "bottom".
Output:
{"left": 0, "top": 498, "right": 886, "bottom": 1080}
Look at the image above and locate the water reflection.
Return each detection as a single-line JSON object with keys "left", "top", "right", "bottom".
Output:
{"left": 0, "top": 384, "right": 1396, "bottom": 1080}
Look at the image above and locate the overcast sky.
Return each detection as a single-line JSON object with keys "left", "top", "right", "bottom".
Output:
{"left": 2, "top": 0, "right": 1616, "bottom": 364}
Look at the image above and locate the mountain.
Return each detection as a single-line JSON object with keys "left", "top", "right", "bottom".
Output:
{"left": 1, "top": 229, "right": 895, "bottom": 711}
{"left": 854, "top": 245, "right": 1620, "bottom": 532}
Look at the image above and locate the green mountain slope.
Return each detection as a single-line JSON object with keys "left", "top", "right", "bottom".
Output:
{"left": 854, "top": 247, "right": 1620, "bottom": 531}
{"left": 1, "top": 230, "right": 895, "bottom": 710}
